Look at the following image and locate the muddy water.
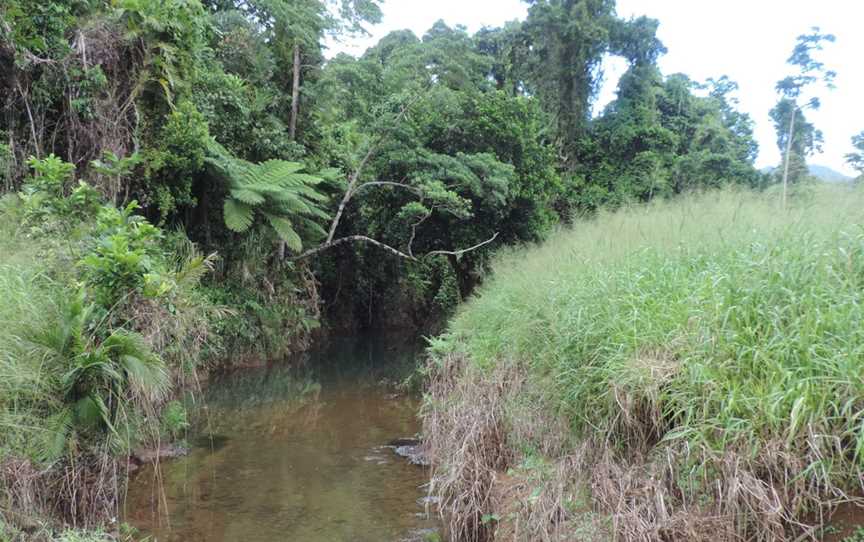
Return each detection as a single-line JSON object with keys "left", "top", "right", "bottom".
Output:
{"left": 124, "top": 337, "right": 440, "bottom": 542}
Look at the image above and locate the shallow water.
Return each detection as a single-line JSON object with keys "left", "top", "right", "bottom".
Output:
{"left": 124, "top": 336, "right": 440, "bottom": 542}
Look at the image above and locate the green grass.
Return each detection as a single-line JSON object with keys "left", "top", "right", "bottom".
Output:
{"left": 0, "top": 223, "right": 68, "bottom": 464}
{"left": 433, "top": 184, "right": 864, "bottom": 534}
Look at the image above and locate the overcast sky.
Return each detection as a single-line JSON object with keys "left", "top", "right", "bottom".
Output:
{"left": 328, "top": 0, "right": 863, "bottom": 176}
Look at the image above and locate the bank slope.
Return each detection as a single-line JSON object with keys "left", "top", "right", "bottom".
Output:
{"left": 424, "top": 186, "right": 864, "bottom": 541}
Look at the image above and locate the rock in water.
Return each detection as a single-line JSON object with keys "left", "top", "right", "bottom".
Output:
{"left": 389, "top": 437, "right": 421, "bottom": 447}
{"left": 132, "top": 444, "right": 189, "bottom": 464}
{"left": 394, "top": 444, "right": 430, "bottom": 466}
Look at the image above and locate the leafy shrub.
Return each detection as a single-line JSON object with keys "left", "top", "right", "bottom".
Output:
{"left": 161, "top": 400, "right": 189, "bottom": 440}
{"left": 80, "top": 202, "right": 167, "bottom": 309}
{"left": 18, "top": 155, "right": 102, "bottom": 228}
{"left": 202, "top": 281, "right": 319, "bottom": 363}
{"left": 144, "top": 101, "right": 210, "bottom": 220}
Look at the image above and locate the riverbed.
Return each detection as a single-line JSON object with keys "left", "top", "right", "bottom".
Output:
{"left": 123, "top": 336, "right": 440, "bottom": 541}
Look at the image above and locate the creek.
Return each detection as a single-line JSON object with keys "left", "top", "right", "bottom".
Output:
{"left": 123, "top": 336, "right": 440, "bottom": 542}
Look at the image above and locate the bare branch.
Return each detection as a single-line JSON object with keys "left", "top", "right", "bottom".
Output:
{"left": 291, "top": 231, "right": 500, "bottom": 263}
{"left": 325, "top": 95, "right": 423, "bottom": 244}
{"left": 326, "top": 144, "right": 377, "bottom": 243}
{"left": 304, "top": 91, "right": 499, "bottom": 265}
{"left": 292, "top": 235, "right": 417, "bottom": 262}
{"left": 425, "top": 232, "right": 500, "bottom": 259}
{"left": 408, "top": 205, "right": 434, "bottom": 258}
{"left": 16, "top": 80, "right": 41, "bottom": 159}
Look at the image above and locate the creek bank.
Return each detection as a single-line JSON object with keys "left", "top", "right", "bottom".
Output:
{"left": 420, "top": 189, "right": 864, "bottom": 541}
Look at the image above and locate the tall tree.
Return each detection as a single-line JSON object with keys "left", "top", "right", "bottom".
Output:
{"left": 772, "top": 27, "right": 835, "bottom": 207}
{"left": 206, "top": 0, "right": 382, "bottom": 141}
{"left": 521, "top": 0, "right": 616, "bottom": 165}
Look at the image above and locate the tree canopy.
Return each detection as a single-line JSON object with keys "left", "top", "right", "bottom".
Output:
{"left": 0, "top": 0, "right": 764, "bottom": 329}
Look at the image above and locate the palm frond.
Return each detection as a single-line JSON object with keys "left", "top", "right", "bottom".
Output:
{"left": 175, "top": 252, "right": 217, "bottom": 290}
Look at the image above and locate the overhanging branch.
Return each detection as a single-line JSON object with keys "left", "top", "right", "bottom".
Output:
{"left": 325, "top": 95, "right": 424, "bottom": 244}
{"left": 290, "top": 232, "right": 500, "bottom": 263}
{"left": 425, "top": 232, "right": 500, "bottom": 258}
{"left": 292, "top": 235, "right": 416, "bottom": 261}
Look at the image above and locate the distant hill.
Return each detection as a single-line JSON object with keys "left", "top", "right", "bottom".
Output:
{"left": 760, "top": 164, "right": 854, "bottom": 183}
{"left": 809, "top": 165, "right": 854, "bottom": 183}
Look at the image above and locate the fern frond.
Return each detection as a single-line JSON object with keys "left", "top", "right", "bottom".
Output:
{"left": 230, "top": 188, "right": 266, "bottom": 205}
{"left": 264, "top": 213, "right": 303, "bottom": 252}
{"left": 257, "top": 160, "right": 305, "bottom": 177}
{"left": 296, "top": 217, "right": 328, "bottom": 238}
{"left": 210, "top": 146, "right": 331, "bottom": 248}
{"left": 224, "top": 199, "right": 254, "bottom": 232}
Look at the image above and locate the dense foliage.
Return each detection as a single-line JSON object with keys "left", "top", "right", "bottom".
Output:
{"left": 0, "top": 155, "right": 215, "bottom": 534}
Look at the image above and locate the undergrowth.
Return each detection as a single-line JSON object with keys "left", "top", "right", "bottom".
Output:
{"left": 425, "top": 185, "right": 864, "bottom": 541}
{"left": 0, "top": 156, "right": 216, "bottom": 537}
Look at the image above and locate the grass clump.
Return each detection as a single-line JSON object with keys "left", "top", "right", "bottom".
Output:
{"left": 426, "top": 185, "right": 864, "bottom": 540}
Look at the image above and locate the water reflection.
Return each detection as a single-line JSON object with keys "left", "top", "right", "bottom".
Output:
{"left": 124, "top": 335, "right": 438, "bottom": 542}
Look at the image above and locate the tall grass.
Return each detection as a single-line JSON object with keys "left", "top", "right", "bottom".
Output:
{"left": 0, "top": 202, "right": 212, "bottom": 534}
{"left": 0, "top": 227, "right": 67, "bottom": 463}
{"left": 429, "top": 185, "right": 864, "bottom": 539}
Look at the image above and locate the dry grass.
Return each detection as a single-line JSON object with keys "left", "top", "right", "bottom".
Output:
{"left": 424, "top": 353, "right": 609, "bottom": 541}
{"left": 424, "top": 353, "right": 514, "bottom": 541}
{"left": 1, "top": 449, "right": 120, "bottom": 534}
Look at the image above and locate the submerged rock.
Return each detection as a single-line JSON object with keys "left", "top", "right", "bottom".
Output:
{"left": 389, "top": 437, "right": 421, "bottom": 447}
{"left": 132, "top": 444, "right": 189, "bottom": 465}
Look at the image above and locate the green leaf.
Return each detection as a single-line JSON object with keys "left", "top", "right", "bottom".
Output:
{"left": 481, "top": 514, "right": 500, "bottom": 525}
{"left": 265, "top": 213, "right": 302, "bottom": 252}
{"left": 224, "top": 199, "right": 254, "bottom": 232}
{"left": 230, "top": 188, "right": 266, "bottom": 205}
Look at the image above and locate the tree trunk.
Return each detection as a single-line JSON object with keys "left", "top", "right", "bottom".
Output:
{"left": 283, "top": 41, "right": 301, "bottom": 261}
{"left": 781, "top": 105, "right": 797, "bottom": 210}
{"left": 289, "top": 42, "right": 301, "bottom": 141}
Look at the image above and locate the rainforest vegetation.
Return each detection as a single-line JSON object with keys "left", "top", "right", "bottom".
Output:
{"left": 0, "top": 0, "right": 861, "bottom": 540}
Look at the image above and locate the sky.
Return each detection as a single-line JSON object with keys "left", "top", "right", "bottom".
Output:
{"left": 327, "top": 0, "right": 864, "bottom": 176}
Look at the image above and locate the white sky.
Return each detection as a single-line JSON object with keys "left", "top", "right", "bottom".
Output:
{"left": 328, "top": 0, "right": 864, "bottom": 176}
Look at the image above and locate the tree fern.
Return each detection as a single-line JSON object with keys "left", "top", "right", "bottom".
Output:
{"left": 206, "top": 142, "right": 332, "bottom": 253}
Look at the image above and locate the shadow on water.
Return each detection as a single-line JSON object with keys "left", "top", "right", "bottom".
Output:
{"left": 123, "top": 334, "right": 440, "bottom": 542}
